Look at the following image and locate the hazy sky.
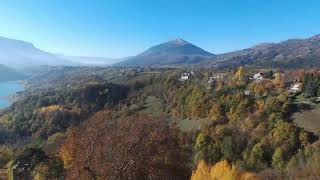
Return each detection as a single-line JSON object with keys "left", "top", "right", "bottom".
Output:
{"left": 0, "top": 0, "right": 319, "bottom": 58}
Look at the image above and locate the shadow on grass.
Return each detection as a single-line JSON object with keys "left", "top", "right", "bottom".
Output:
{"left": 287, "top": 103, "right": 313, "bottom": 122}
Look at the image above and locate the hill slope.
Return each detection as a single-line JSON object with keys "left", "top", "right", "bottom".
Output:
{"left": 208, "top": 34, "right": 320, "bottom": 68}
{"left": 0, "top": 64, "right": 25, "bottom": 82}
{"left": 0, "top": 37, "right": 72, "bottom": 68}
{"left": 118, "top": 38, "right": 214, "bottom": 66}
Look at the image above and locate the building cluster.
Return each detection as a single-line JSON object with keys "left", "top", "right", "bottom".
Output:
{"left": 178, "top": 69, "right": 304, "bottom": 94}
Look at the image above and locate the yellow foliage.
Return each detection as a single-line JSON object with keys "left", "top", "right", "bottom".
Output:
{"left": 190, "top": 160, "right": 211, "bottom": 180}
{"left": 86, "top": 81, "right": 99, "bottom": 85}
{"left": 191, "top": 160, "right": 260, "bottom": 180}
{"left": 47, "top": 132, "right": 66, "bottom": 143}
{"left": 235, "top": 66, "right": 245, "bottom": 80}
{"left": 60, "top": 144, "right": 73, "bottom": 169}
{"left": 210, "top": 160, "right": 233, "bottom": 179}
{"left": 39, "top": 105, "right": 64, "bottom": 113}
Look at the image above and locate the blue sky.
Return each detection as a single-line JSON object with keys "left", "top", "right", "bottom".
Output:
{"left": 0, "top": 0, "right": 319, "bottom": 58}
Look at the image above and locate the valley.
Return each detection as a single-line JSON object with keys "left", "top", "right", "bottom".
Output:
{"left": 1, "top": 1, "right": 320, "bottom": 179}
{"left": 1, "top": 65, "right": 320, "bottom": 179}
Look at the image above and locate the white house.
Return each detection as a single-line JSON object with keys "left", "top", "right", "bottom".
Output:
{"left": 253, "top": 73, "right": 264, "bottom": 81}
{"left": 208, "top": 78, "right": 216, "bottom": 85}
{"left": 180, "top": 73, "right": 191, "bottom": 80}
{"left": 244, "top": 90, "right": 252, "bottom": 95}
{"left": 289, "top": 83, "right": 302, "bottom": 93}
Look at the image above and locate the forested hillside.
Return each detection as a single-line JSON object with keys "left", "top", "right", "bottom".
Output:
{"left": 0, "top": 65, "right": 25, "bottom": 82}
{"left": 0, "top": 66, "right": 319, "bottom": 179}
{"left": 206, "top": 34, "right": 320, "bottom": 69}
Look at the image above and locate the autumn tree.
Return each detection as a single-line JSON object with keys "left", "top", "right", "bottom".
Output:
{"left": 0, "top": 145, "right": 13, "bottom": 168}
{"left": 235, "top": 66, "right": 245, "bottom": 81}
{"left": 61, "top": 111, "right": 190, "bottom": 180}
{"left": 272, "top": 72, "right": 285, "bottom": 88}
{"left": 208, "top": 103, "right": 225, "bottom": 121}
{"left": 191, "top": 160, "right": 259, "bottom": 180}
{"left": 7, "top": 147, "right": 64, "bottom": 180}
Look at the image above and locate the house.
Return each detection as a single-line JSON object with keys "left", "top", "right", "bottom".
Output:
{"left": 208, "top": 78, "right": 216, "bottom": 85}
{"left": 253, "top": 72, "right": 264, "bottom": 81}
{"left": 180, "top": 73, "right": 191, "bottom": 80}
{"left": 244, "top": 90, "right": 252, "bottom": 95}
{"left": 289, "top": 83, "right": 302, "bottom": 93}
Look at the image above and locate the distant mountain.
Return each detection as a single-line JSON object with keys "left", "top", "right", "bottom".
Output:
{"left": 0, "top": 37, "right": 72, "bottom": 68}
{"left": 118, "top": 38, "right": 214, "bottom": 66}
{"left": 0, "top": 64, "right": 25, "bottom": 82}
{"left": 207, "top": 34, "right": 320, "bottom": 69}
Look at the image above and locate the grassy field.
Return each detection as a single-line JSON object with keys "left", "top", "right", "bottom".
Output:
{"left": 291, "top": 94, "right": 320, "bottom": 135}
{"left": 177, "top": 118, "right": 211, "bottom": 132}
{"left": 292, "top": 109, "right": 320, "bottom": 134}
{"left": 129, "top": 95, "right": 211, "bottom": 132}
{"left": 139, "top": 96, "right": 164, "bottom": 117}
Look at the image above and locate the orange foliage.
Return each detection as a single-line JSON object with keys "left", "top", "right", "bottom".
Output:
{"left": 60, "top": 112, "right": 189, "bottom": 179}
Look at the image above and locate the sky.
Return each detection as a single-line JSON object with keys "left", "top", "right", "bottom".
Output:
{"left": 0, "top": 0, "right": 320, "bottom": 58}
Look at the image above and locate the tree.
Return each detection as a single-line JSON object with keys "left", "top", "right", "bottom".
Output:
{"left": 61, "top": 112, "right": 190, "bottom": 180}
{"left": 303, "top": 73, "right": 320, "bottom": 97}
{"left": 271, "top": 122, "right": 298, "bottom": 149}
{"left": 6, "top": 147, "right": 64, "bottom": 180}
{"left": 191, "top": 160, "right": 259, "bottom": 180}
{"left": 190, "top": 160, "right": 211, "bottom": 180}
{"left": 195, "top": 132, "right": 206, "bottom": 150}
{"left": 272, "top": 147, "right": 286, "bottom": 171}
{"left": 273, "top": 73, "right": 285, "bottom": 88}
{"left": 251, "top": 143, "right": 264, "bottom": 162}
{"left": 208, "top": 103, "right": 225, "bottom": 121}
{"left": 0, "top": 145, "right": 13, "bottom": 168}
{"left": 235, "top": 66, "right": 245, "bottom": 81}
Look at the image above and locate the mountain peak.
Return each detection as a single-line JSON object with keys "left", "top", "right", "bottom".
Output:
{"left": 169, "top": 38, "right": 189, "bottom": 45}
{"left": 118, "top": 38, "right": 214, "bottom": 66}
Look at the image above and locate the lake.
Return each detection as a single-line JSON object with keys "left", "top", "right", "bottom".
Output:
{"left": 0, "top": 82, "right": 24, "bottom": 109}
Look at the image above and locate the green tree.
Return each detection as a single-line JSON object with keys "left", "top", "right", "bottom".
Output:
{"left": 272, "top": 147, "right": 286, "bottom": 171}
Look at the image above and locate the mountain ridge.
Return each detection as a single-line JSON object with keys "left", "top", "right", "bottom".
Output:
{"left": 0, "top": 36, "right": 72, "bottom": 68}
{"left": 206, "top": 34, "right": 320, "bottom": 68}
{"left": 118, "top": 38, "right": 214, "bottom": 66}
{"left": 1, "top": 34, "right": 320, "bottom": 68}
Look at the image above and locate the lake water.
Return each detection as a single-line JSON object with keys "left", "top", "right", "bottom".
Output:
{"left": 0, "top": 82, "right": 24, "bottom": 108}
